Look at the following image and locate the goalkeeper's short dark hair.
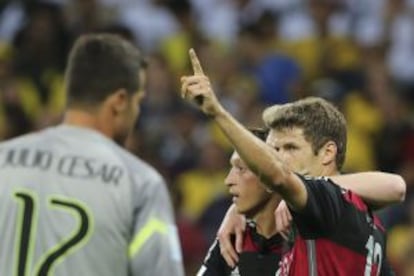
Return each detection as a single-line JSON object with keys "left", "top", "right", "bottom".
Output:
{"left": 65, "top": 33, "right": 147, "bottom": 105}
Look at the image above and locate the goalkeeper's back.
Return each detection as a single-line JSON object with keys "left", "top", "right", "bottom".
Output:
{"left": 0, "top": 33, "right": 184, "bottom": 276}
{"left": 0, "top": 125, "right": 183, "bottom": 276}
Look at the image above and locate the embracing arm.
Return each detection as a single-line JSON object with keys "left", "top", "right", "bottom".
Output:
{"left": 330, "top": 172, "right": 405, "bottom": 209}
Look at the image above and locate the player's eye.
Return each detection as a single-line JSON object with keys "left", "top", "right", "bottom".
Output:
{"left": 236, "top": 165, "right": 246, "bottom": 172}
{"left": 284, "top": 144, "right": 298, "bottom": 151}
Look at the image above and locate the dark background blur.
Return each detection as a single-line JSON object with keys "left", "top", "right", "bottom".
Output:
{"left": 0, "top": 0, "right": 413, "bottom": 274}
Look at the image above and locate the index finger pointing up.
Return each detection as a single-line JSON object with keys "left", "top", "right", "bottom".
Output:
{"left": 189, "top": 48, "right": 205, "bottom": 75}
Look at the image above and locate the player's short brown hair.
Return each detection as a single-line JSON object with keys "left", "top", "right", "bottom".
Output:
{"left": 262, "top": 97, "right": 347, "bottom": 170}
{"left": 65, "top": 33, "right": 146, "bottom": 104}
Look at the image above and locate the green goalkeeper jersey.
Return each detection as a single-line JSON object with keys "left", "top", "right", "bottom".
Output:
{"left": 0, "top": 125, "right": 184, "bottom": 276}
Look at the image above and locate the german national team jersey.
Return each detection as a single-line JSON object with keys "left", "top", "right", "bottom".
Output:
{"left": 0, "top": 125, "right": 184, "bottom": 276}
{"left": 280, "top": 175, "right": 394, "bottom": 276}
{"left": 197, "top": 221, "right": 289, "bottom": 276}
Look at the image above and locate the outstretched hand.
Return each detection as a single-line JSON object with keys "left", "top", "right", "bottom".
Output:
{"left": 180, "top": 49, "right": 223, "bottom": 116}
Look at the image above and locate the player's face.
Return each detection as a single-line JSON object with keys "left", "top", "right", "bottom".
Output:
{"left": 225, "top": 151, "right": 272, "bottom": 217}
{"left": 266, "top": 127, "right": 324, "bottom": 177}
{"left": 114, "top": 70, "right": 146, "bottom": 145}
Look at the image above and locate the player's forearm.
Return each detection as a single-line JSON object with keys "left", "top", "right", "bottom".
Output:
{"left": 330, "top": 172, "right": 406, "bottom": 209}
{"left": 215, "top": 110, "right": 289, "bottom": 186}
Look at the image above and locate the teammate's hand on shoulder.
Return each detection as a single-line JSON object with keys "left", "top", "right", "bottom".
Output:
{"left": 217, "top": 204, "right": 245, "bottom": 268}
{"left": 180, "top": 48, "right": 224, "bottom": 117}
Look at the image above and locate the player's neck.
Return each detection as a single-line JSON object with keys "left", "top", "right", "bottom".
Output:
{"left": 318, "top": 164, "right": 339, "bottom": 177}
{"left": 252, "top": 196, "right": 281, "bottom": 239}
{"left": 325, "top": 168, "right": 340, "bottom": 177}
{"left": 63, "top": 109, "right": 114, "bottom": 140}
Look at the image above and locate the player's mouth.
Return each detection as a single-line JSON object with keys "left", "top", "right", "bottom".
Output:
{"left": 229, "top": 191, "right": 239, "bottom": 202}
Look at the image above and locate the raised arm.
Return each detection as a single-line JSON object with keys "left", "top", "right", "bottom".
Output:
{"left": 180, "top": 49, "right": 308, "bottom": 211}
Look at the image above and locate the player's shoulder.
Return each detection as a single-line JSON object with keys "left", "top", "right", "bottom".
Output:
{"left": 300, "top": 175, "right": 328, "bottom": 181}
{"left": 302, "top": 175, "right": 370, "bottom": 212}
{"left": 113, "top": 144, "right": 164, "bottom": 185}
{"left": 298, "top": 174, "right": 338, "bottom": 188}
{"left": 0, "top": 130, "right": 46, "bottom": 149}
{"left": 298, "top": 174, "right": 352, "bottom": 199}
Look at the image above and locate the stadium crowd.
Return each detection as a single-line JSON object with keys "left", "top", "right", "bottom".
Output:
{"left": 0, "top": 0, "right": 413, "bottom": 274}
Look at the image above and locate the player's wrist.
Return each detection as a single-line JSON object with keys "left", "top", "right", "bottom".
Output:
{"left": 209, "top": 104, "right": 227, "bottom": 119}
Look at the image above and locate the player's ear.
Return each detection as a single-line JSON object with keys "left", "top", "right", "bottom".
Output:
{"left": 320, "top": 141, "right": 337, "bottom": 167}
{"left": 107, "top": 89, "right": 129, "bottom": 114}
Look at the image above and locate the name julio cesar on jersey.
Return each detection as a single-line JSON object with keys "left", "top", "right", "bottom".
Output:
{"left": 0, "top": 147, "right": 123, "bottom": 185}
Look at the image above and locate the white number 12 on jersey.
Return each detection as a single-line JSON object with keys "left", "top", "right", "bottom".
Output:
{"left": 364, "top": 235, "right": 382, "bottom": 276}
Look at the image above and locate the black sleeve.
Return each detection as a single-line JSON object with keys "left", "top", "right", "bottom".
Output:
{"left": 197, "top": 239, "right": 233, "bottom": 276}
{"left": 289, "top": 175, "right": 346, "bottom": 239}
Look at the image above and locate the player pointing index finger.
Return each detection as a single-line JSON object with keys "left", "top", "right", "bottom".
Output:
{"left": 189, "top": 48, "right": 205, "bottom": 76}
{"left": 185, "top": 48, "right": 209, "bottom": 106}
{"left": 180, "top": 49, "right": 204, "bottom": 100}
{"left": 180, "top": 48, "right": 224, "bottom": 116}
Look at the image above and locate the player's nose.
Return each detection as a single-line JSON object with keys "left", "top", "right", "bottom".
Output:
{"left": 225, "top": 169, "right": 237, "bottom": 188}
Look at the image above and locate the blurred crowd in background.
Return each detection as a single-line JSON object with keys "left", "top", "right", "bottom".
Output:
{"left": 0, "top": 0, "right": 413, "bottom": 274}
